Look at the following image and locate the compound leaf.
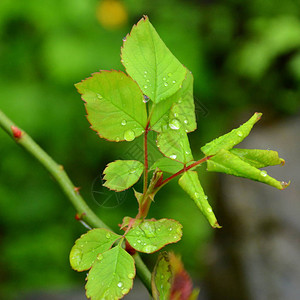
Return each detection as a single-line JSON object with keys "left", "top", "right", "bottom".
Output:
{"left": 76, "top": 71, "right": 147, "bottom": 142}
{"left": 207, "top": 149, "right": 288, "bottom": 190}
{"left": 150, "top": 157, "right": 184, "bottom": 174}
{"left": 121, "top": 16, "right": 187, "bottom": 103}
{"left": 125, "top": 219, "right": 183, "bottom": 253}
{"left": 230, "top": 148, "right": 285, "bottom": 168}
{"left": 201, "top": 112, "right": 262, "bottom": 156}
{"left": 178, "top": 171, "right": 221, "bottom": 228}
{"left": 69, "top": 229, "right": 120, "bottom": 272}
{"left": 85, "top": 245, "right": 135, "bottom": 300}
{"left": 103, "top": 160, "right": 144, "bottom": 192}
{"left": 157, "top": 129, "right": 193, "bottom": 163}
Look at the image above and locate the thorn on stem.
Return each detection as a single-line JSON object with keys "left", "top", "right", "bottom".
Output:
{"left": 11, "top": 126, "right": 22, "bottom": 139}
{"left": 74, "top": 186, "right": 81, "bottom": 194}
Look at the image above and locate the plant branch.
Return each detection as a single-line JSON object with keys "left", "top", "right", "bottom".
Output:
{"left": 143, "top": 121, "right": 150, "bottom": 194}
{"left": 0, "top": 109, "right": 152, "bottom": 295}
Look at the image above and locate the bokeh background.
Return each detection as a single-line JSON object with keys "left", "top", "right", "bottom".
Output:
{"left": 0, "top": 0, "right": 300, "bottom": 299}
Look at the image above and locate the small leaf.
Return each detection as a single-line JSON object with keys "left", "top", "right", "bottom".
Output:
{"left": 157, "top": 129, "right": 193, "bottom": 163}
{"left": 207, "top": 149, "right": 287, "bottom": 190}
{"left": 133, "top": 188, "right": 143, "bottom": 205}
{"left": 120, "top": 216, "right": 142, "bottom": 230}
{"left": 125, "top": 219, "right": 183, "bottom": 253}
{"left": 150, "top": 157, "right": 184, "bottom": 174}
{"left": 178, "top": 171, "right": 221, "bottom": 228}
{"left": 103, "top": 160, "right": 144, "bottom": 192}
{"left": 230, "top": 148, "right": 285, "bottom": 168}
{"left": 201, "top": 112, "right": 262, "bottom": 156}
{"left": 169, "top": 70, "right": 196, "bottom": 133}
{"left": 76, "top": 71, "right": 147, "bottom": 142}
{"left": 152, "top": 252, "right": 172, "bottom": 300}
{"left": 121, "top": 16, "right": 187, "bottom": 103}
{"left": 85, "top": 245, "right": 135, "bottom": 300}
{"left": 69, "top": 229, "right": 120, "bottom": 271}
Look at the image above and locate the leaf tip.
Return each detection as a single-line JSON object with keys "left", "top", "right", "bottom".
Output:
{"left": 213, "top": 221, "right": 222, "bottom": 229}
{"left": 280, "top": 180, "right": 290, "bottom": 190}
{"left": 255, "top": 112, "right": 263, "bottom": 121}
{"left": 280, "top": 158, "right": 285, "bottom": 166}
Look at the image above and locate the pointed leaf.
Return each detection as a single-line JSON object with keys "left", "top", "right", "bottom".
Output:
{"left": 69, "top": 229, "right": 120, "bottom": 271}
{"left": 103, "top": 160, "right": 144, "bottom": 192}
{"left": 207, "top": 149, "right": 287, "bottom": 190}
{"left": 157, "top": 129, "right": 193, "bottom": 163}
{"left": 133, "top": 188, "right": 143, "bottom": 205}
{"left": 201, "top": 112, "right": 262, "bottom": 155}
{"left": 150, "top": 157, "right": 184, "bottom": 174}
{"left": 76, "top": 71, "right": 147, "bottom": 142}
{"left": 85, "top": 245, "right": 135, "bottom": 300}
{"left": 121, "top": 16, "right": 187, "bottom": 103}
{"left": 125, "top": 219, "right": 183, "bottom": 253}
{"left": 150, "top": 70, "right": 196, "bottom": 133}
{"left": 230, "top": 148, "right": 285, "bottom": 168}
{"left": 152, "top": 252, "right": 172, "bottom": 300}
{"left": 178, "top": 171, "right": 221, "bottom": 228}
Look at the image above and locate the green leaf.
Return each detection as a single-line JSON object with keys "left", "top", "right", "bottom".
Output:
{"left": 152, "top": 252, "right": 172, "bottom": 300}
{"left": 157, "top": 129, "right": 193, "bottom": 163}
{"left": 230, "top": 148, "right": 285, "bottom": 168}
{"left": 103, "top": 160, "right": 144, "bottom": 192}
{"left": 169, "top": 71, "right": 196, "bottom": 133}
{"left": 207, "top": 149, "right": 287, "bottom": 190}
{"left": 125, "top": 219, "right": 183, "bottom": 253}
{"left": 150, "top": 157, "right": 184, "bottom": 174}
{"left": 150, "top": 70, "right": 196, "bottom": 133}
{"left": 69, "top": 229, "right": 120, "bottom": 272}
{"left": 121, "top": 16, "right": 187, "bottom": 103}
{"left": 76, "top": 71, "right": 147, "bottom": 142}
{"left": 85, "top": 245, "right": 135, "bottom": 300}
{"left": 178, "top": 171, "right": 221, "bottom": 228}
{"left": 201, "top": 112, "right": 262, "bottom": 156}
{"left": 133, "top": 188, "right": 143, "bottom": 205}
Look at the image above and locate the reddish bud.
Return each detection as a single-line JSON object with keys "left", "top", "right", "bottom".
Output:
{"left": 11, "top": 126, "right": 22, "bottom": 139}
{"left": 75, "top": 213, "right": 81, "bottom": 221}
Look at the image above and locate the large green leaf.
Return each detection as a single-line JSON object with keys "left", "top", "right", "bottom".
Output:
{"left": 150, "top": 70, "right": 196, "bottom": 133}
{"left": 157, "top": 129, "right": 193, "bottom": 163}
{"left": 178, "top": 171, "right": 221, "bottom": 228}
{"left": 201, "top": 112, "right": 262, "bottom": 155}
{"left": 150, "top": 157, "right": 184, "bottom": 174}
{"left": 103, "top": 160, "right": 144, "bottom": 192}
{"left": 152, "top": 252, "right": 172, "bottom": 300}
{"left": 76, "top": 71, "right": 147, "bottom": 142}
{"left": 85, "top": 245, "right": 135, "bottom": 300}
{"left": 121, "top": 16, "right": 187, "bottom": 103}
{"left": 230, "top": 148, "right": 285, "bottom": 168}
{"left": 125, "top": 219, "right": 183, "bottom": 253}
{"left": 69, "top": 229, "right": 120, "bottom": 272}
{"left": 207, "top": 149, "right": 288, "bottom": 190}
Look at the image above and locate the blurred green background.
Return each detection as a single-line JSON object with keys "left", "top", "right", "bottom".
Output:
{"left": 0, "top": 0, "right": 300, "bottom": 299}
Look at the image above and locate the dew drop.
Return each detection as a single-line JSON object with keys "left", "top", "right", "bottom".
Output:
{"left": 261, "top": 170, "right": 268, "bottom": 177}
{"left": 185, "top": 150, "right": 190, "bottom": 155}
{"left": 194, "top": 192, "right": 200, "bottom": 198}
{"left": 124, "top": 130, "right": 135, "bottom": 141}
{"left": 117, "top": 282, "right": 123, "bottom": 288}
{"left": 137, "top": 239, "right": 141, "bottom": 243}
{"left": 129, "top": 169, "right": 136, "bottom": 174}
{"left": 170, "top": 154, "right": 177, "bottom": 160}
{"left": 169, "top": 227, "right": 173, "bottom": 231}
{"left": 97, "top": 94, "right": 103, "bottom": 100}
{"left": 106, "top": 232, "right": 111, "bottom": 238}
{"left": 172, "top": 80, "right": 176, "bottom": 84}
{"left": 184, "top": 119, "right": 188, "bottom": 124}
{"left": 169, "top": 118, "right": 181, "bottom": 130}
{"left": 163, "top": 77, "right": 166, "bottom": 81}
{"left": 164, "top": 82, "right": 168, "bottom": 87}
{"left": 237, "top": 130, "right": 243, "bottom": 137}
{"left": 121, "top": 120, "right": 127, "bottom": 126}
{"left": 122, "top": 37, "right": 126, "bottom": 41}
{"left": 204, "top": 195, "right": 208, "bottom": 200}
{"left": 143, "top": 95, "right": 150, "bottom": 103}
{"left": 97, "top": 254, "right": 103, "bottom": 261}
{"left": 174, "top": 113, "right": 178, "bottom": 117}
{"left": 146, "top": 79, "right": 150, "bottom": 82}
{"left": 207, "top": 207, "right": 212, "bottom": 213}
{"left": 70, "top": 248, "right": 82, "bottom": 265}
{"left": 128, "top": 273, "right": 135, "bottom": 279}
{"left": 144, "top": 71, "right": 148, "bottom": 74}
{"left": 144, "top": 85, "right": 148, "bottom": 89}
{"left": 178, "top": 99, "right": 182, "bottom": 104}
{"left": 173, "top": 235, "right": 178, "bottom": 239}
{"left": 116, "top": 137, "right": 120, "bottom": 142}
{"left": 121, "top": 288, "right": 130, "bottom": 295}
{"left": 143, "top": 245, "right": 157, "bottom": 253}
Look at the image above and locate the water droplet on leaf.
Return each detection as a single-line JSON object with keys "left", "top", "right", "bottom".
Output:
{"left": 237, "top": 130, "right": 243, "bottom": 137}
{"left": 169, "top": 118, "right": 181, "bottom": 130}
{"left": 121, "top": 120, "right": 127, "bottom": 126}
{"left": 184, "top": 120, "right": 188, "bottom": 124}
{"left": 106, "top": 233, "right": 111, "bottom": 238}
{"left": 207, "top": 207, "right": 212, "bottom": 213}
{"left": 117, "top": 282, "right": 123, "bottom": 288}
{"left": 163, "top": 77, "right": 166, "bottom": 81}
{"left": 164, "top": 82, "right": 168, "bottom": 87}
{"left": 128, "top": 273, "right": 134, "bottom": 279}
{"left": 121, "top": 288, "right": 129, "bottom": 295}
{"left": 172, "top": 80, "right": 176, "bottom": 84}
{"left": 143, "top": 95, "right": 150, "bottom": 103}
{"left": 170, "top": 154, "right": 177, "bottom": 160}
{"left": 70, "top": 248, "right": 82, "bottom": 266}
{"left": 124, "top": 130, "right": 135, "bottom": 141}
{"left": 97, "top": 254, "right": 103, "bottom": 261}
{"left": 261, "top": 170, "right": 268, "bottom": 177}
{"left": 143, "top": 245, "right": 157, "bottom": 253}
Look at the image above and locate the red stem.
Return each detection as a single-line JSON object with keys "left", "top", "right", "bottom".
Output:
{"left": 157, "top": 155, "right": 213, "bottom": 188}
{"left": 143, "top": 121, "right": 150, "bottom": 193}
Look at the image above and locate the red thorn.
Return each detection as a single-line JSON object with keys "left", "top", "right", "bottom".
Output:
{"left": 11, "top": 126, "right": 22, "bottom": 139}
{"left": 74, "top": 187, "right": 81, "bottom": 194}
{"left": 75, "top": 212, "right": 86, "bottom": 221}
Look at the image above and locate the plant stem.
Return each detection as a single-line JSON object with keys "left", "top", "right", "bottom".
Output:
{"left": 143, "top": 121, "right": 150, "bottom": 194}
{"left": 0, "top": 109, "right": 152, "bottom": 295}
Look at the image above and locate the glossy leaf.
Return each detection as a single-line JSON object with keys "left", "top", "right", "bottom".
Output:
{"left": 201, "top": 112, "right": 262, "bottom": 155}
{"left": 103, "top": 160, "right": 144, "bottom": 192}
{"left": 230, "top": 148, "right": 285, "bottom": 168}
{"left": 207, "top": 149, "right": 287, "bottom": 190}
{"left": 125, "top": 219, "right": 183, "bottom": 253}
{"left": 121, "top": 16, "right": 187, "bottom": 103}
{"left": 150, "top": 157, "right": 184, "bottom": 174}
{"left": 169, "top": 71, "right": 196, "bottom": 133}
{"left": 85, "top": 245, "right": 135, "bottom": 300}
{"left": 152, "top": 252, "right": 172, "bottom": 300}
{"left": 157, "top": 129, "right": 193, "bottom": 163}
{"left": 76, "top": 71, "right": 147, "bottom": 142}
{"left": 69, "top": 229, "right": 120, "bottom": 272}
{"left": 178, "top": 171, "right": 221, "bottom": 228}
